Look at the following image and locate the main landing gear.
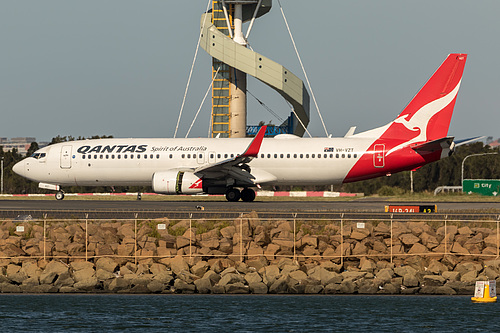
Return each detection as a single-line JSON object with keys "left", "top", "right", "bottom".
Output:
{"left": 55, "top": 190, "right": 65, "bottom": 200}
{"left": 225, "top": 188, "right": 256, "bottom": 202}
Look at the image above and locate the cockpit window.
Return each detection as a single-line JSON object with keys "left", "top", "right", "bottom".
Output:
{"left": 30, "top": 153, "right": 46, "bottom": 159}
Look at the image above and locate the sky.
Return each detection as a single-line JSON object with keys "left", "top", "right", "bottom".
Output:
{"left": 1, "top": 0, "right": 499, "bottom": 142}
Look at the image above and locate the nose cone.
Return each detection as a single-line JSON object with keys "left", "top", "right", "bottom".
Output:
{"left": 12, "top": 160, "right": 25, "bottom": 177}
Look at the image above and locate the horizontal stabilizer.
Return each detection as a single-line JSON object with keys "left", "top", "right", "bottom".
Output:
{"left": 455, "top": 136, "right": 485, "bottom": 147}
{"left": 410, "top": 137, "right": 454, "bottom": 153}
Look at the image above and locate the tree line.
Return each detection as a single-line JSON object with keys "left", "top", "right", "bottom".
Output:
{"left": 1, "top": 137, "right": 499, "bottom": 195}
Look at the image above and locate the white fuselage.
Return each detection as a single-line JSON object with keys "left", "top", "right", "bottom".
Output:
{"left": 15, "top": 135, "right": 376, "bottom": 187}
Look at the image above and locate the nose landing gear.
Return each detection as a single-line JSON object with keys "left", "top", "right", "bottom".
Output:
{"left": 55, "top": 191, "right": 65, "bottom": 200}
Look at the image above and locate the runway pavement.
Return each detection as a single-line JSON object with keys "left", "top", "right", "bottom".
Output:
{"left": 1, "top": 198, "right": 499, "bottom": 220}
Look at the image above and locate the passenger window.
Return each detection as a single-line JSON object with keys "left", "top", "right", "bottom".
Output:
{"left": 342, "top": 154, "right": 345, "bottom": 158}
{"left": 156, "top": 154, "right": 160, "bottom": 159}
{"left": 280, "top": 154, "right": 284, "bottom": 158}
{"left": 181, "top": 154, "right": 184, "bottom": 159}
{"left": 224, "top": 154, "right": 228, "bottom": 158}
{"left": 324, "top": 154, "right": 327, "bottom": 158}
{"left": 94, "top": 155, "right": 97, "bottom": 159}
{"left": 82, "top": 155, "right": 86, "bottom": 159}
{"left": 287, "top": 154, "right": 290, "bottom": 158}
{"left": 294, "top": 154, "right": 297, "bottom": 158}
{"left": 300, "top": 154, "right": 303, "bottom": 158}
{"left": 169, "top": 154, "right": 173, "bottom": 159}
{"left": 305, "top": 154, "right": 309, "bottom": 158}
{"left": 312, "top": 154, "right": 315, "bottom": 158}
{"left": 144, "top": 154, "right": 148, "bottom": 159}
{"left": 318, "top": 154, "right": 321, "bottom": 159}
{"left": 187, "top": 154, "right": 191, "bottom": 159}
{"left": 274, "top": 154, "right": 277, "bottom": 158}
{"left": 348, "top": 154, "right": 351, "bottom": 158}
{"left": 260, "top": 154, "right": 264, "bottom": 158}
{"left": 124, "top": 155, "right": 128, "bottom": 159}
{"left": 335, "top": 154, "right": 339, "bottom": 158}
{"left": 106, "top": 155, "right": 109, "bottom": 159}
{"left": 100, "top": 155, "right": 103, "bottom": 159}
{"left": 117, "top": 155, "right": 121, "bottom": 159}
{"left": 112, "top": 155, "right": 115, "bottom": 159}
{"left": 354, "top": 154, "right": 358, "bottom": 158}
{"left": 150, "top": 154, "right": 153, "bottom": 159}
{"left": 210, "top": 154, "right": 214, "bottom": 159}
{"left": 137, "top": 155, "right": 140, "bottom": 159}
{"left": 130, "top": 155, "right": 134, "bottom": 159}
{"left": 267, "top": 154, "right": 271, "bottom": 158}
{"left": 218, "top": 154, "right": 221, "bottom": 159}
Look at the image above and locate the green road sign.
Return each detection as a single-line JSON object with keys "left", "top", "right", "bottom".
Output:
{"left": 463, "top": 179, "right": 500, "bottom": 196}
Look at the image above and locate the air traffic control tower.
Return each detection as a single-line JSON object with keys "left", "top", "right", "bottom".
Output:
{"left": 200, "top": 1, "right": 310, "bottom": 137}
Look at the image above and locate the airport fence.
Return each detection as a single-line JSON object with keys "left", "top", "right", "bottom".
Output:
{"left": 0, "top": 214, "right": 499, "bottom": 265}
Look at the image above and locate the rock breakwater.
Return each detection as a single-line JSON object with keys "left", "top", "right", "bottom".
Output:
{"left": 0, "top": 212, "right": 499, "bottom": 294}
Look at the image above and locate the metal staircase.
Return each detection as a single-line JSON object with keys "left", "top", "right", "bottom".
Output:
{"left": 201, "top": 1, "right": 310, "bottom": 137}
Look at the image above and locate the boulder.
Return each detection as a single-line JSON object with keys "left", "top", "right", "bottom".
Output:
{"left": 244, "top": 272, "right": 262, "bottom": 285}
{"left": 191, "top": 261, "right": 209, "bottom": 277}
{"left": 96, "top": 269, "right": 115, "bottom": 281}
{"left": 249, "top": 282, "right": 268, "bottom": 294}
{"left": 107, "top": 278, "right": 130, "bottom": 292}
{"left": 217, "top": 273, "right": 244, "bottom": 287}
{"left": 73, "top": 276, "right": 98, "bottom": 291}
{"left": 263, "top": 265, "right": 280, "bottom": 286}
{"left": 375, "top": 268, "right": 394, "bottom": 284}
{"left": 169, "top": 255, "right": 190, "bottom": 275}
{"left": 358, "top": 280, "right": 379, "bottom": 294}
{"left": 442, "top": 271, "right": 461, "bottom": 281}
{"left": 194, "top": 278, "right": 213, "bottom": 294}
{"left": 173, "top": 279, "right": 195, "bottom": 293}
{"left": 147, "top": 280, "right": 165, "bottom": 293}
{"left": 399, "top": 233, "right": 421, "bottom": 246}
{"left": 304, "top": 284, "right": 324, "bottom": 294}
{"left": 324, "top": 283, "right": 342, "bottom": 294}
{"left": 268, "top": 278, "right": 288, "bottom": 294}
{"left": 423, "top": 275, "right": 446, "bottom": 286}
{"left": 225, "top": 282, "right": 249, "bottom": 294}
{"left": 95, "top": 257, "right": 118, "bottom": 273}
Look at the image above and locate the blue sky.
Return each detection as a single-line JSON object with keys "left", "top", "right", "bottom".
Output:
{"left": 1, "top": 1, "right": 498, "bottom": 141}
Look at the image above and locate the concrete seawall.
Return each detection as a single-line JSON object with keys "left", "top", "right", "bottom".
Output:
{"left": 0, "top": 212, "right": 499, "bottom": 294}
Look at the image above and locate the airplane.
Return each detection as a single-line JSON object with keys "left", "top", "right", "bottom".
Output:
{"left": 13, "top": 53, "right": 467, "bottom": 202}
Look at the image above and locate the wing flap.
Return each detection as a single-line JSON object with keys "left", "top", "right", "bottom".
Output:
{"left": 194, "top": 126, "right": 268, "bottom": 184}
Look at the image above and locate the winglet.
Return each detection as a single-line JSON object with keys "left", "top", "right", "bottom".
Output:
{"left": 242, "top": 126, "right": 267, "bottom": 157}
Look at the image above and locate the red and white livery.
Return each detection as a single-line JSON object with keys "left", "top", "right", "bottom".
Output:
{"left": 13, "top": 54, "right": 468, "bottom": 201}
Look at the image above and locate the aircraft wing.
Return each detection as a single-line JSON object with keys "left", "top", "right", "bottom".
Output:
{"left": 193, "top": 126, "right": 267, "bottom": 185}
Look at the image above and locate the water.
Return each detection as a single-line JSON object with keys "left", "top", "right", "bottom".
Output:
{"left": 0, "top": 295, "right": 498, "bottom": 332}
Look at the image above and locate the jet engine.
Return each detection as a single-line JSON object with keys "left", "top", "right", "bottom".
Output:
{"left": 152, "top": 171, "right": 203, "bottom": 194}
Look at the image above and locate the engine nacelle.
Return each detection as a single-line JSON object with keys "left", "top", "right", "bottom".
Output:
{"left": 152, "top": 171, "right": 203, "bottom": 194}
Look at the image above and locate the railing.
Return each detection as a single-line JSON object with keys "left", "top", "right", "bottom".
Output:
{"left": 1, "top": 214, "right": 499, "bottom": 265}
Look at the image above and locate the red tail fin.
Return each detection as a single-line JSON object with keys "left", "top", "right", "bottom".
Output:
{"left": 384, "top": 54, "right": 467, "bottom": 148}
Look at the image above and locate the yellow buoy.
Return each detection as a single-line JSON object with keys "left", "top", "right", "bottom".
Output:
{"left": 471, "top": 281, "right": 497, "bottom": 303}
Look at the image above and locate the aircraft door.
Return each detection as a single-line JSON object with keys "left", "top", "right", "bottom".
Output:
{"left": 197, "top": 152, "right": 205, "bottom": 164}
{"left": 208, "top": 151, "right": 216, "bottom": 164}
{"left": 60, "top": 145, "right": 72, "bottom": 169}
{"left": 373, "top": 144, "right": 385, "bottom": 168}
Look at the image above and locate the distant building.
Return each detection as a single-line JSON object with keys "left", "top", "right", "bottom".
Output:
{"left": 0, "top": 137, "right": 48, "bottom": 155}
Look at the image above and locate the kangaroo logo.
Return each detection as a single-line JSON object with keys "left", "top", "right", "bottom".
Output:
{"left": 386, "top": 79, "right": 461, "bottom": 156}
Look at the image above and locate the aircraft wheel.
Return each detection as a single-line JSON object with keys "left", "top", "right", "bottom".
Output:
{"left": 55, "top": 191, "right": 65, "bottom": 201}
{"left": 241, "top": 188, "right": 256, "bottom": 202}
{"left": 225, "top": 188, "right": 241, "bottom": 202}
